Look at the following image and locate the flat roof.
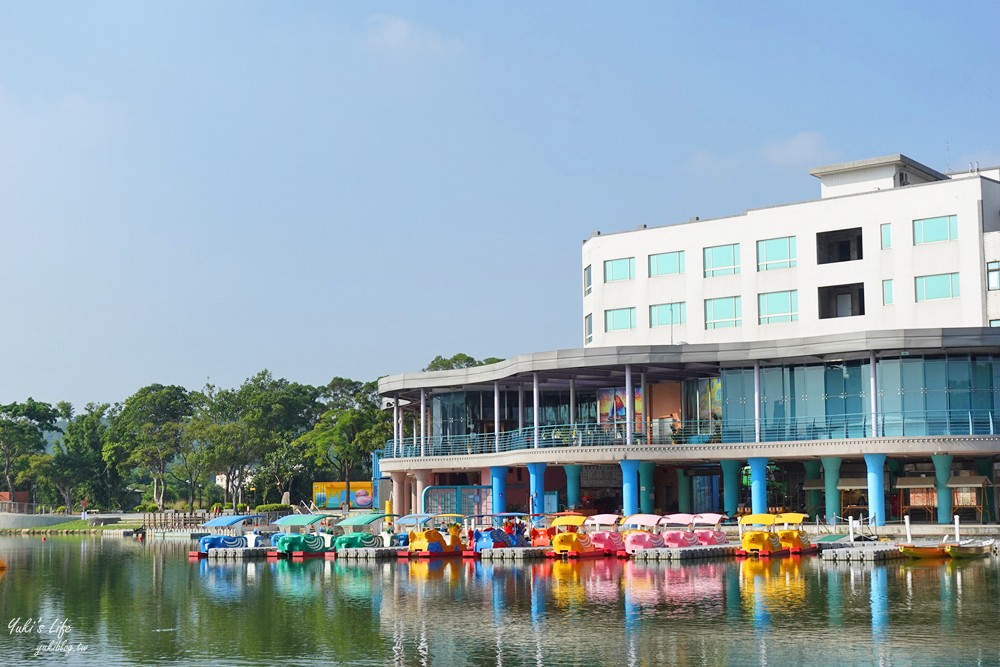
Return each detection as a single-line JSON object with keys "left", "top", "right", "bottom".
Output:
{"left": 809, "top": 153, "right": 948, "bottom": 181}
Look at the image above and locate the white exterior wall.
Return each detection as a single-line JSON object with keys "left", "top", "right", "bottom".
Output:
{"left": 819, "top": 164, "right": 898, "bottom": 198}
{"left": 583, "top": 175, "right": 1000, "bottom": 348}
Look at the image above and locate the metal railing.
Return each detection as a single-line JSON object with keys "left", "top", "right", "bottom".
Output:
{"left": 0, "top": 501, "right": 59, "bottom": 515}
{"left": 379, "top": 409, "right": 1000, "bottom": 460}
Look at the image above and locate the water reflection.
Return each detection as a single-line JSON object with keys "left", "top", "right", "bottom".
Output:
{"left": 3, "top": 537, "right": 1000, "bottom": 666}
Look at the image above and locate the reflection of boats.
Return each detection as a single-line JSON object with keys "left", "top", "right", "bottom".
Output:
{"left": 621, "top": 514, "right": 666, "bottom": 554}
{"left": 692, "top": 513, "right": 729, "bottom": 546}
{"left": 661, "top": 514, "right": 699, "bottom": 548}
{"left": 333, "top": 513, "right": 398, "bottom": 551}
{"left": 408, "top": 513, "right": 466, "bottom": 557}
{"left": 944, "top": 539, "right": 995, "bottom": 559}
{"left": 549, "top": 514, "right": 602, "bottom": 558}
{"left": 584, "top": 514, "right": 626, "bottom": 556}
{"left": 191, "top": 514, "right": 269, "bottom": 558}
{"left": 736, "top": 514, "right": 787, "bottom": 558}
{"left": 774, "top": 513, "right": 817, "bottom": 555}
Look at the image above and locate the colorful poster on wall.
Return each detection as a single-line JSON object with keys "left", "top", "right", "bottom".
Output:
{"left": 597, "top": 387, "right": 643, "bottom": 426}
{"left": 313, "top": 482, "right": 374, "bottom": 510}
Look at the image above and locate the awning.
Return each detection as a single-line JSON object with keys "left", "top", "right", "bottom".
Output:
{"left": 895, "top": 477, "right": 936, "bottom": 489}
{"left": 947, "top": 475, "right": 992, "bottom": 488}
{"left": 837, "top": 478, "right": 869, "bottom": 491}
{"left": 273, "top": 514, "right": 330, "bottom": 526}
{"left": 336, "top": 513, "right": 397, "bottom": 527}
{"left": 201, "top": 514, "right": 263, "bottom": 527}
{"left": 802, "top": 479, "right": 826, "bottom": 491}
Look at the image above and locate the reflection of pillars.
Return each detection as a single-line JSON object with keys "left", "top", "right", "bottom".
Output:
{"left": 620, "top": 460, "right": 641, "bottom": 515}
{"left": 676, "top": 468, "right": 692, "bottom": 514}
{"left": 390, "top": 471, "right": 407, "bottom": 516}
{"left": 527, "top": 462, "right": 546, "bottom": 515}
{"left": 752, "top": 568, "right": 770, "bottom": 631}
{"left": 623, "top": 562, "right": 640, "bottom": 667}
{"left": 976, "top": 458, "right": 995, "bottom": 523}
{"left": 721, "top": 460, "right": 742, "bottom": 516}
{"left": 413, "top": 469, "right": 432, "bottom": 513}
{"left": 827, "top": 567, "right": 842, "bottom": 628}
{"left": 940, "top": 563, "right": 954, "bottom": 632}
{"left": 748, "top": 457, "right": 768, "bottom": 515}
{"left": 870, "top": 565, "right": 888, "bottom": 642}
{"left": 822, "top": 456, "right": 842, "bottom": 525}
{"left": 932, "top": 454, "right": 953, "bottom": 524}
{"left": 803, "top": 460, "right": 821, "bottom": 519}
{"left": 864, "top": 453, "right": 887, "bottom": 526}
{"left": 725, "top": 562, "right": 741, "bottom": 623}
{"left": 564, "top": 465, "right": 582, "bottom": 509}
{"left": 639, "top": 462, "right": 655, "bottom": 513}
{"left": 491, "top": 466, "right": 507, "bottom": 514}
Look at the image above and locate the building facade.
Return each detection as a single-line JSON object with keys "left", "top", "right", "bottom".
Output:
{"left": 377, "top": 155, "right": 1000, "bottom": 525}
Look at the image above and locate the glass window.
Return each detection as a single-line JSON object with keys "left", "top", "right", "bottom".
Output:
{"left": 705, "top": 296, "right": 742, "bottom": 329}
{"left": 883, "top": 279, "right": 893, "bottom": 305}
{"left": 915, "top": 273, "right": 960, "bottom": 301}
{"left": 604, "top": 307, "right": 636, "bottom": 332}
{"left": 703, "top": 243, "right": 740, "bottom": 277}
{"left": 650, "top": 302, "right": 686, "bottom": 327}
{"left": 649, "top": 250, "right": 685, "bottom": 277}
{"left": 583, "top": 265, "right": 592, "bottom": 296}
{"left": 603, "top": 257, "right": 635, "bottom": 282}
{"left": 913, "top": 215, "right": 958, "bottom": 245}
{"left": 881, "top": 223, "right": 891, "bottom": 249}
{"left": 989, "top": 262, "right": 1000, "bottom": 291}
{"left": 758, "top": 290, "right": 798, "bottom": 324}
{"left": 991, "top": 320, "right": 1000, "bottom": 328}
{"left": 584, "top": 313, "right": 593, "bottom": 343}
{"left": 756, "top": 236, "right": 797, "bottom": 271}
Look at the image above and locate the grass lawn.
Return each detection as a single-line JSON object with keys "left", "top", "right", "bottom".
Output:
{"left": 32, "top": 519, "right": 145, "bottom": 531}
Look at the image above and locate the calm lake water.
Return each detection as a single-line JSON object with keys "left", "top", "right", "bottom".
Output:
{"left": 1, "top": 535, "right": 999, "bottom": 666}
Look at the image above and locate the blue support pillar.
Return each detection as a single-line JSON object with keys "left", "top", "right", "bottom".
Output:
{"left": 676, "top": 469, "right": 692, "bottom": 514}
{"left": 639, "top": 462, "right": 656, "bottom": 514}
{"left": 526, "top": 462, "right": 546, "bottom": 516}
{"left": 748, "top": 457, "right": 768, "bottom": 515}
{"left": 802, "top": 460, "right": 821, "bottom": 520}
{"left": 490, "top": 466, "right": 507, "bottom": 514}
{"left": 720, "top": 460, "right": 742, "bottom": 517}
{"left": 564, "top": 464, "right": 581, "bottom": 509}
{"left": 864, "top": 453, "right": 887, "bottom": 527}
{"left": 822, "top": 456, "right": 842, "bottom": 526}
{"left": 620, "top": 460, "right": 641, "bottom": 516}
{"left": 932, "top": 454, "right": 953, "bottom": 525}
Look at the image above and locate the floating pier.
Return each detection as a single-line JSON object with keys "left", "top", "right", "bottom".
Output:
{"left": 479, "top": 547, "right": 549, "bottom": 561}
{"left": 819, "top": 542, "right": 905, "bottom": 562}
{"left": 631, "top": 544, "right": 739, "bottom": 561}
{"left": 203, "top": 547, "right": 270, "bottom": 560}
{"left": 338, "top": 547, "right": 407, "bottom": 560}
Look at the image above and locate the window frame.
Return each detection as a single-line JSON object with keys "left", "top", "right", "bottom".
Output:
{"left": 915, "top": 272, "right": 960, "bottom": 302}
{"left": 704, "top": 296, "right": 742, "bottom": 330}
{"left": 703, "top": 243, "right": 741, "bottom": 277}
{"left": 880, "top": 223, "right": 891, "bottom": 250}
{"left": 648, "top": 250, "right": 685, "bottom": 277}
{"left": 604, "top": 307, "right": 637, "bottom": 332}
{"left": 756, "top": 236, "right": 797, "bottom": 272}
{"left": 649, "top": 302, "right": 686, "bottom": 327}
{"left": 913, "top": 215, "right": 958, "bottom": 245}
{"left": 757, "top": 290, "right": 798, "bottom": 324}
{"left": 603, "top": 257, "right": 636, "bottom": 283}
{"left": 882, "top": 279, "right": 894, "bottom": 305}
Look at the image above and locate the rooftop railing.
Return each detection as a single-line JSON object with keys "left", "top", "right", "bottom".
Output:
{"left": 379, "top": 409, "right": 1000, "bottom": 460}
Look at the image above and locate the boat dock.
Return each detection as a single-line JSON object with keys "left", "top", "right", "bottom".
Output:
{"left": 479, "top": 547, "right": 550, "bottom": 561}
{"left": 632, "top": 544, "right": 740, "bottom": 561}
{"left": 339, "top": 547, "right": 407, "bottom": 560}
{"left": 819, "top": 542, "right": 906, "bottom": 562}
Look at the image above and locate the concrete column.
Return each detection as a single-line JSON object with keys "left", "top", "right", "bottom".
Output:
{"left": 389, "top": 471, "right": 407, "bottom": 516}
{"left": 413, "top": 469, "right": 432, "bottom": 513}
{"left": 753, "top": 361, "right": 761, "bottom": 443}
{"left": 625, "top": 364, "right": 634, "bottom": 446}
{"left": 527, "top": 462, "right": 546, "bottom": 515}
{"left": 420, "top": 388, "right": 426, "bottom": 457}
{"left": 639, "top": 462, "right": 656, "bottom": 514}
{"left": 569, "top": 378, "right": 576, "bottom": 426}
{"left": 822, "top": 456, "right": 842, "bottom": 526}
{"left": 720, "top": 460, "right": 742, "bottom": 517}
{"left": 748, "top": 457, "right": 768, "bottom": 515}
{"left": 932, "top": 454, "right": 953, "bottom": 525}
{"left": 803, "top": 460, "right": 822, "bottom": 519}
{"left": 564, "top": 465, "right": 582, "bottom": 509}
{"left": 869, "top": 351, "right": 878, "bottom": 437}
{"left": 491, "top": 466, "right": 507, "bottom": 514}
{"left": 533, "top": 372, "right": 540, "bottom": 449}
{"left": 641, "top": 372, "right": 648, "bottom": 442}
{"left": 518, "top": 387, "right": 524, "bottom": 430}
{"left": 392, "top": 397, "right": 399, "bottom": 457}
{"left": 620, "top": 460, "right": 641, "bottom": 515}
{"left": 494, "top": 382, "right": 500, "bottom": 453}
{"left": 676, "top": 468, "right": 693, "bottom": 514}
{"left": 864, "top": 453, "right": 887, "bottom": 526}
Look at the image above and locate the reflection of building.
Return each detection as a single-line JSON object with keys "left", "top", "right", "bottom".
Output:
{"left": 377, "top": 154, "right": 1000, "bottom": 525}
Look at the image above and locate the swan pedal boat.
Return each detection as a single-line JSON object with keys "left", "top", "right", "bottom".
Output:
{"left": 584, "top": 514, "right": 627, "bottom": 556}
{"left": 736, "top": 514, "right": 788, "bottom": 558}
{"left": 463, "top": 512, "right": 531, "bottom": 558}
{"left": 271, "top": 514, "right": 336, "bottom": 558}
{"left": 333, "top": 512, "right": 399, "bottom": 551}
{"left": 621, "top": 514, "right": 667, "bottom": 554}
{"left": 548, "top": 514, "right": 602, "bottom": 558}
{"left": 774, "top": 512, "right": 817, "bottom": 555}
{"left": 191, "top": 514, "right": 269, "bottom": 558}
{"left": 406, "top": 513, "right": 467, "bottom": 558}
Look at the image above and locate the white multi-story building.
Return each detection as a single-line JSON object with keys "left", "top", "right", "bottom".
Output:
{"left": 377, "top": 154, "right": 1000, "bottom": 527}
{"left": 582, "top": 154, "right": 1000, "bottom": 347}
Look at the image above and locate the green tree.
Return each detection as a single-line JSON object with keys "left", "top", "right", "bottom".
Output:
{"left": 423, "top": 353, "right": 503, "bottom": 371}
{"left": 0, "top": 399, "right": 61, "bottom": 497}
{"left": 105, "top": 384, "right": 193, "bottom": 510}
{"left": 61, "top": 403, "right": 112, "bottom": 508}
{"left": 172, "top": 396, "right": 214, "bottom": 512}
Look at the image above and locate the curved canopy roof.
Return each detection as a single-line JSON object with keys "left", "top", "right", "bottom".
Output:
{"left": 584, "top": 513, "right": 622, "bottom": 527}
{"left": 202, "top": 514, "right": 263, "bottom": 528}
{"left": 551, "top": 514, "right": 588, "bottom": 528}
{"left": 336, "top": 513, "right": 398, "bottom": 527}
{"left": 274, "top": 514, "right": 329, "bottom": 526}
{"left": 739, "top": 513, "right": 777, "bottom": 526}
{"left": 661, "top": 513, "right": 696, "bottom": 526}
{"left": 693, "top": 513, "right": 728, "bottom": 526}
{"left": 621, "top": 514, "right": 663, "bottom": 528}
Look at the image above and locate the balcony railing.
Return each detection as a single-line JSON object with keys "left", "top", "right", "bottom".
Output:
{"left": 379, "top": 409, "right": 1000, "bottom": 460}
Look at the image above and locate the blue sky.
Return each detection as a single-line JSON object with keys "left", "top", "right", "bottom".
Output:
{"left": 2, "top": 2, "right": 1000, "bottom": 408}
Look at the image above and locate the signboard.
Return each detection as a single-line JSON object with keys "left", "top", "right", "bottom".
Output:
{"left": 313, "top": 482, "right": 374, "bottom": 510}
{"left": 580, "top": 465, "right": 623, "bottom": 488}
